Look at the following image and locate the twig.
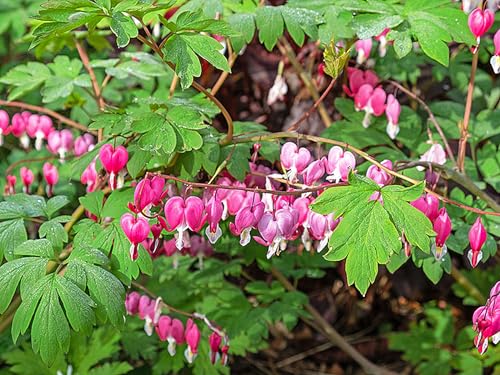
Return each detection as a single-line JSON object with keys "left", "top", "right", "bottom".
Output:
{"left": 5, "top": 155, "right": 57, "bottom": 176}
{"left": 388, "top": 80, "right": 457, "bottom": 167}
{"left": 271, "top": 267, "right": 397, "bottom": 375}
{"left": 277, "top": 38, "right": 332, "bottom": 128}
{"left": 396, "top": 161, "right": 500, "bottom": 213}
{"left": 75, "top": 39, "right": 105, "bottom": 142}
{"left": 0, "top": 100, "right": 93, "bottom": 134}
{"left": 287, "top": 78, "right": 336, "bottom": 132}
{"left": 230, "top": 132, "right": 500, "bottom": 217}
{"left": 457, "top": 52, "right": 479, "bottom": 172}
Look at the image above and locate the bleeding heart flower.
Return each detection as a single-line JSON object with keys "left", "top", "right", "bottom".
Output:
{"left": 120, "top": 213, "right": 150, "bottom": 260}
{"left": 355, "top": 38, "right": 373, "bottom": 64}
{"left": 74, "top": 134, "right": 95, "bottom": 156}
{"left": 133, "top": 176, "right": 165, "bottom": 213}
{"left": 43, "top": 163, "right": 59, "bottom": 197}
{"left": 343, "top": 68, "right": 379, "bottom": 97}
{"left": 20, "top": 167, "right": 34, "bottom": 194}
{"left": 81, "top": 162, "right": 98, "bottom": 193}
{"left": 209, "top": 332, "right": 222, "bottom": 364}
{"left": 301, "top": 159, "right": 325, "bottom": 186}
{"left": 184, "top": 319, "right": 201, "bottom": 363}
{"left": 366, "top": 160, "right": 393, "bottom": 186}
{"left": 9, "top": 112, "right": 31, "bottom": 149}
{"left": 47, "top": 130, "right": 73, "bottom": 161}
{"left": 418, "top": 143, "right": 446, "bottom": 170}
{"left": 375, "top": 28, "right": 390, "bottom": 57}
{"left": 431, "top": 208, "right": 452, "bottom": 261}
{"left": 229, "top": 200, "right": 265, "bottom": 246}
{"left": 26, "top": 114, "right": 54, "bottom": 150}
{"left": 324, "top": 146, "right": 356, "bottom": 182}
{"left": 164, "top": 196, "right": 206, "bottom": 250}
{"left": 355, "top": 84, "right": 387, "bottom": 128}
{"left": 205, "top": 195, "right": 224, "bottom": 244}
{"left": 125, "top": 292, "right": 141, "bottom": 315}
{"left": 99, "top": 144, "right": 128, "bottom": 190}
{"left": 385, "top": 94, "right": 401, "bottom": 139}
{"left": 468, "top": 217, "right": 487, "bottom": 268}
{"left": 280, "top": 142, "right": 311, "bottom": 181}
{"left": 411, "top": 193, "right": 440, "bottom": 222}
{"left": 0, "top": 110, "right": 9, "bottom": 146}
{"left": 468, "top": 8, "right": 494, "bottom": 44}
{"left": 5, "top": 175, "right": 16, "bottom": 195}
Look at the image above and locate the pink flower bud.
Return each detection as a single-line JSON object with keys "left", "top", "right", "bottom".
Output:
{"left": 366, "top": 160, "right": 393, "bottom": 186}
{"left": 468, "top": 8, "right": 494, "bottom": 43}
{"left": 432, "top": 208, "right": 452, "bottom": 260}
{"left": 125, "top": 292, "right": 141, "bottom": 315}
{"left": 343, "top": 68, "right": 379, "bottom": 97}
{"left": 324, "top": 146, "right": 356, "bottom": 182}
{"left": 5, "top": 175, "right": 16, "bottom": 195}
{"left": 209, "top": 332, "right": 222, "bottom": 364}
{"left": 20, "top": 167, "right": 34, "bottom": 194}
{"left": 184, "top": 319, "right": 201, "bottom": 363}
{"left": 99, "top": 144, "right": 128, "bottom": 190}
{"left": 468, "top": 217, "right": 487, "bottom": 268}
{"left": 81, "top": 162, "right": 98, "bottom": 193}
{"left": 280, "top": 142, "right": 311, "bottom": 181}
{"left": 385, "top": 94, "right": 401, "bottom": 139}
{"left": 120, "top": 213, "right": 150, "bottom": 260}
{"left": 355, "top": 39, "right": 372, "bottom": 64}
{"left": 43, "top": 163, "right": 58, "bottom": 197}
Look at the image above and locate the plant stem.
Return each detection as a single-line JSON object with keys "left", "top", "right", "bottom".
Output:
{"left": 457, "top": 51, "right": 479, "bottom": 173}
{"left": 389, "top": 80, "right": 457, "bottom": 167}
{"left": 277, "top": 38, "right": 332, "bottom": 128}
{"left": 271, "top": 267, "right": 397, "bottom": 375}
{"left": 0, "top": 100, "right": 93, "bottom": 134}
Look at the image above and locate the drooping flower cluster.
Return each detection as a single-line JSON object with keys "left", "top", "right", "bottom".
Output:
{"left": 125, "top": 292, "right": 228, "bottom": 365}
{"left": 343, "top": 68, "right": 401, "bottom": 139}
{"left": 473, "top": 282, "right": 500, "bottom": 354}
{"left": 354, "top": 28, "right": 392, "bottom": 64}
{"left": 411, "top": 194, "right": 452, "bottom": 260}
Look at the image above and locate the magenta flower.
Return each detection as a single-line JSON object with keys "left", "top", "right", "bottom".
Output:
{"left": 125, "top": 291, "right": 141, "bottom": 315}
{"left": 305, "top": 212, "right": 338, "bottom": 252}
{"left": 5, "top": 175, "right": 16, "bottom": 195}
{"left": 209, "top": 332, "right": 222, "bottom": 364}
{"left": 468, "top": 8, "right": 494, "bottom": 44}
{"left": 229, "top": 200, "right": 265, "bottom": 246}
{"left": 184, "top": 319, "right": 201, "bottom": 363}
{"left": 343, "top": 67, "right": 379, "bottom": 97}
{"left": 164, "top": 196, "right": 206, "bottom": 250}
{"left": 431, "top": 208, "right": 452, "bottom": 261}
{"left": 0, "top": 110, "right": 9, "bottom": 146}
{"left": 74, "top": 133, "right": 95, "bottom": 156}
{"left": 47, "top": 129, "right": 73, "bottom": 161}
{"left": 301, "top": 159, "right": 325, "bottom": 186}
{"left": 120, "top": 213, "right": 150, "bottom": 260}
{"left": 133, "top": 176, "right": 165, "bottom": 213}
{"left": 324, "top": 146, "right": 356, "bottom": 182}
{"left": 43, "top": 162, "right": 59, "bottom": 197}
{"left": 355, "top": 84, "right": 387, "bottom": 128}
{"left": 205, "top": 195, "right": 224, "bottom": 244}
{"left": 155, "top": 315, "right": 185, "bottom": 355}
{"left": 473, "top": 283, "right": 500, "bottom": 354}
{"left": 385, "top": 94, "right": 401, "bottom": 139}
{"left": 255, "top": 208, "right": 299, "bottom": 258}
{"left": 280, "top": 142, "right": 311, "bottom": 181}
{"left": 355, "top": 38, "right": 372, "bottom": 64}
{"left": 10, "top": 112, "right": 30, "bottom": 149}
{"left": 366, "top": 160, "right": 393, "bottom": 186}
{"left": 99, "top": 144, "right": 129, "bottom": 190}
{"left": 81, "top": 162, "right": 98, "bottom": 193}
{"left": 468, "top": 217, "right": 487, "bottom": 268}
{"left": 26, "top": 114, "right": 54, "bottom": 150}
{"left": 20, "top": 167, "right": 34, "bottom": 194}
{"left": 411, "top": 193, "right": 440, "bottom": 222}
{"left": 137, "top": 296, "right": 162, "bottom": 336}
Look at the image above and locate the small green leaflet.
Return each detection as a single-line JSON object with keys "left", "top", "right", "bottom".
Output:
{"left": 110, "top": 12, "right": 138, "bottom": 48}
{"left": 311, "top": 172, "right": 435, "bottom": 295}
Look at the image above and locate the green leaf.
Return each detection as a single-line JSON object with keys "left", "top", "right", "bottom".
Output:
{"left": 39, "top": 220, "right": 68, "bottom": 250}
{"left": 255, "top": 6, "right": 284, "bottom": 50}
{"left": 101, "top": 188, "right": 134, "bottom": 219}
{"left": 389, "top": 30, "right": 412, "bottom": 59}
{"left": 14, "top": 239, "right": 55, "bottom": 259}
{"left": 110, "top": 12, "right": 138, "bottom": 48}
{"left": 311, "top": 173, "right": 379, "bottom": 218}
{"left": 227, "top": 13, "right": 255, "bottom": 53}
{"left": 325, "top": 201, "right": 400, "bottom": 295}
{"left": 0, "top": 62, "right": 51, "bottom": 100}
{"left": 163, "top": 34, "right": 202, "bottom": 89}
{"left": 352, "top": 13, "right": 403, "bottom": 39}
{"left": 0, "top": 219, "right": 28, "bottom": 261}
{"left": 79, "top": 190, "right": 105, "bottom": 218}
{"left": 127, "top": 148, "right": 151, "bottom": 178}
{"left": 281, "top": 7, "right": 322, "bottom": 46}
{"left": 180, "top": 34, "right": 230, "bottom": 72}
{"left": 410, "top": 19, "right": 451, "bottom": 66}
{"left": 0, "top": 257, "right": 48, "bottom": 314}
{"left": 45, "top": 196, "right": 70, "bottom": 218}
